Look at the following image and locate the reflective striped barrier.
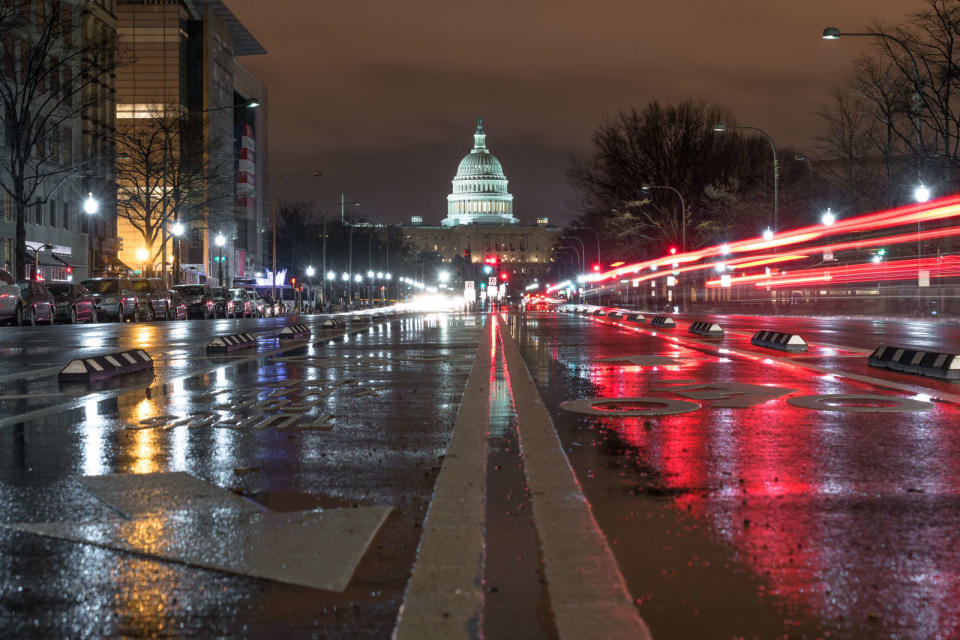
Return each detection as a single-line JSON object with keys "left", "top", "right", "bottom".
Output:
{"left": 869, "top": 344, "right": 960, "bottom": 379}
{"left": 60, "top": 349, "right": 153, "bottom": 383}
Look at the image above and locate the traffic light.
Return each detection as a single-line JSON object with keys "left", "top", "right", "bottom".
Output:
{"left": 500, "top": 272, "right": 508, "bottom": 280}
{"left": 484, "top": 255, "right": 499, "bottom": 266}
{"left": 291, "top": 277, "right": 297, "bottom": 288}
{"left": 464, "top": 248, "right": 472, "bottom": 261}
{"left": 669, "top": 247, "right": 677, "bottom": 255}
{"left": 591, "top": 264, "right": 600, "bottom": 272}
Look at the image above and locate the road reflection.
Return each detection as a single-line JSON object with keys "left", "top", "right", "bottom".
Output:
{"left": 536, "top": 316, "right": 960, "bottom": 638}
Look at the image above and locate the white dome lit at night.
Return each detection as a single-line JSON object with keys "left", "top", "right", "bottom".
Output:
{"left": 442, "top": 117, "right": 518, "bottom": 227}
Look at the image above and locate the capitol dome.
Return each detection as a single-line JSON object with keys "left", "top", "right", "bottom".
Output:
{"left": 442, "top": 118, "right": 517, "bottom": 227}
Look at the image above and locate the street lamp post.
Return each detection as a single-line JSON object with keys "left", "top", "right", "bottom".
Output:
{"left": 822, "top": 27, "right": 922, "bottom": 184}
{"left": 136, "top": 247, "right": 149, "bottom": 277}
{"left": 714, "top": 122, "right": 778, "bottom": 234}
{"left": 640, "top": 184, "right": 687, "bottom": 253}
{"left": 571, "top": 225, "right": 601, "bottom": 302}
{"left": 317, "top": 199, "right": 358, "bottom": 305}
{"left": 560, "top": 236, "right": 586, "bottom": 273}
{"left": 215, "top": 233, "right": 226, "bottom": 286}
{"left": 305, "top": 265, "right": 315, "bottom": 312}
{"left": 170, "top": 221, "right": 184, "bottom": 284}
{"left": 273, "top": 171, "right": 322, "bottom": 298}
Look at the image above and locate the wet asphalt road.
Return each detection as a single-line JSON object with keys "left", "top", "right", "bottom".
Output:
{"left": 515, "top": 309, "right": 960, "bottom": 639}
{"left": 1, "top": 309, "right": 960, "bottom": 638}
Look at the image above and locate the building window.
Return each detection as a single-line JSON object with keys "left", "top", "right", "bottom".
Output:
{"left": 64, "top": 203, "right": 71, "bottom": 231}
{"left": 48, "top": 201, "right": 56, "bottom": 227}
{"left": 2, "top": 191, "right": 12, "bottom": 221}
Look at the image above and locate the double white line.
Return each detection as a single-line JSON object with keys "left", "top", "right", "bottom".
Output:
{"left": 395, "top": 315, "right": 650, "bottom": 639}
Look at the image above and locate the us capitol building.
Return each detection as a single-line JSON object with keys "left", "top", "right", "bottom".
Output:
{"left": 403, "top": 118, "right": 560, "bottom": 278}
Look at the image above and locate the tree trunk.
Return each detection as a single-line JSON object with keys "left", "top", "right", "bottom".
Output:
{"left": 15, "top": 199, "right": 26, "bottom": 280}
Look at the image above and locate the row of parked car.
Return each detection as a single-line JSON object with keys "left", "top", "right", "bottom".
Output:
{"left": 0, "top": 270, "right": 285, "bottom": 326}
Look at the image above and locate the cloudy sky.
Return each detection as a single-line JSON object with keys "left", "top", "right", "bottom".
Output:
{"left": 228, "top": 0, "right": 919, "bottom": 226}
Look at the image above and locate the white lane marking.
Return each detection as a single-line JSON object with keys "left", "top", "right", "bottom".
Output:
{"left": 498, "top": 316, "right": 652, "bottom": 640}
{"left": 0, "top": 365, "right": 63, "bottom": 385}
{"left": 393, "top": 318, "right": 491, "bottom": 639}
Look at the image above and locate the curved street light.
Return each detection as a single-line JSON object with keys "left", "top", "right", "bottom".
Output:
{"left": 641, "top": 184, "right": 687, "bottom": 253}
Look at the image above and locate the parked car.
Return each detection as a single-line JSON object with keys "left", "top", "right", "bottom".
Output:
{"left": 244, "top": 288, "right": 266, "bottom": 318}
{"left": 173, "top": 284, "right": 216, "bottom": 319}
{"left": 229, "top": 288, "right": 255, "bottom": 318}
{"left": 46, "top": 282, "right": 97, "bottom": 323}
{"left": 0, "top": 268, "right": 23, "bottom": 325}
{"left": 167, "top": 289, "right": 188, "bottom": 320}
{"left": 210, "top": 286, "right": 235, "bottom": 318}
{"left": 81, "top": 277, "right": 140, "bottom": 322}
{"left": 262, "top": 295, "right": 283, "bottom": 318}
{"left": 129, "top": 278, "right": 169, "bottom": 320}
{"left": 15, "top": 280, "right": 55, "bottom": 325}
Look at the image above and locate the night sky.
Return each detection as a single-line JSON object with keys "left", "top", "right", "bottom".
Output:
{"left": 228, "top": 0, "right": 918, "bottom": 226}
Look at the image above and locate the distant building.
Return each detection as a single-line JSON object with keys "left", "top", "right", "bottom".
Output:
{"left": 0, "top": 0, "right": 119, "bottom": 281}
{"left": 115, "top": 0, "right": 267, "bottom": 284}
{"left": 403, "top": 118, "right": 559, "bottom": 280}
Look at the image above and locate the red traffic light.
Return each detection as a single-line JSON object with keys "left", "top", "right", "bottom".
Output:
{"left": 591, "top": 264, "right": 600, "bottom": 272}
{"left": 291, "top": 277, "right": 297, "bottom": 287}
{"left": 484, "top": 255, "right": 500, "bottom": 266}
{"left": 669, "top": 247, "right": 677, "bottom": 255}
{"left": 500, "top": 272, "right": 508, "bottom": 280}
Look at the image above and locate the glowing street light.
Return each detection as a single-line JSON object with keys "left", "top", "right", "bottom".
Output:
{"left": 326, "top": 270, "right": 336, "bottom": 280}
{"left": 376, "top": 271, "right": 383, "bottom": 279}
{"left": 83, "top": 193, "right": 98, "bottom": 215}
{"left": 385, "top": 273, "right": 392, "bottom": 280}
{"left": 354, "top": 273, "right": 362, "bottom": 283}
{"left": 170, "top": 222, "right": 185, "bottom": 236}
{"left": 341, "top": 272, "right": 349, "bottom": 281}
{"left": 762, "top": 228, "right": 774, "bottom": 241}
{"left": 915, "top": 184, "right": 931, "bottom": 203}
{"left": 135, "top": 247, "right": 148, "bottom": 262}
{"left": 367, "top": 270, "right": 374, "bottom": 279}
{"left": 438, "top": 270, "right": 450, "bottom": 283}
{"left": 822, "top": 208, "right": 836, "bottom": 226}
{"left": 214, "top": 233, "right": 226, "bottom": 284}
{"left": 306, "top": 265, "right": 316, "bottom": 277}
{"left": 720, "top": 244, "right": 731, "bottom": 256}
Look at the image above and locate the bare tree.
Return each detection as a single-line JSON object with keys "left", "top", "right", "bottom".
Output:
{"left": 0, "top": 0, "right": 116, "bottom": 278}
{"left": 816, "top": 84, "right": 901, "bottom": 211}
{"left": 567, "top": 100, "right": 788, "bottom": 261}
{"left": 114, "top": 109, "right": 233, "bottom": 276}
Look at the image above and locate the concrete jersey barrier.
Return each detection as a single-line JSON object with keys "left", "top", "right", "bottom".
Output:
{"left": 279, "top": 324, "right": 311, "bottom": 340}
{"left": 206, "top": 333, "right": 258, "bottom": 353}
{"left": 688, "top": 321, "right": 724, "bottom": 337}
{"left": 321, "top": 317, "right": 347, "bottom": 329}
{"left": 751, "top": 330, "right": 808, "bottom": 353}
{"left": 59, "top": 349, "right": 153, "bottom": 383}
{"left": 869, "top": 344, "right": 960, "bottom": 379}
